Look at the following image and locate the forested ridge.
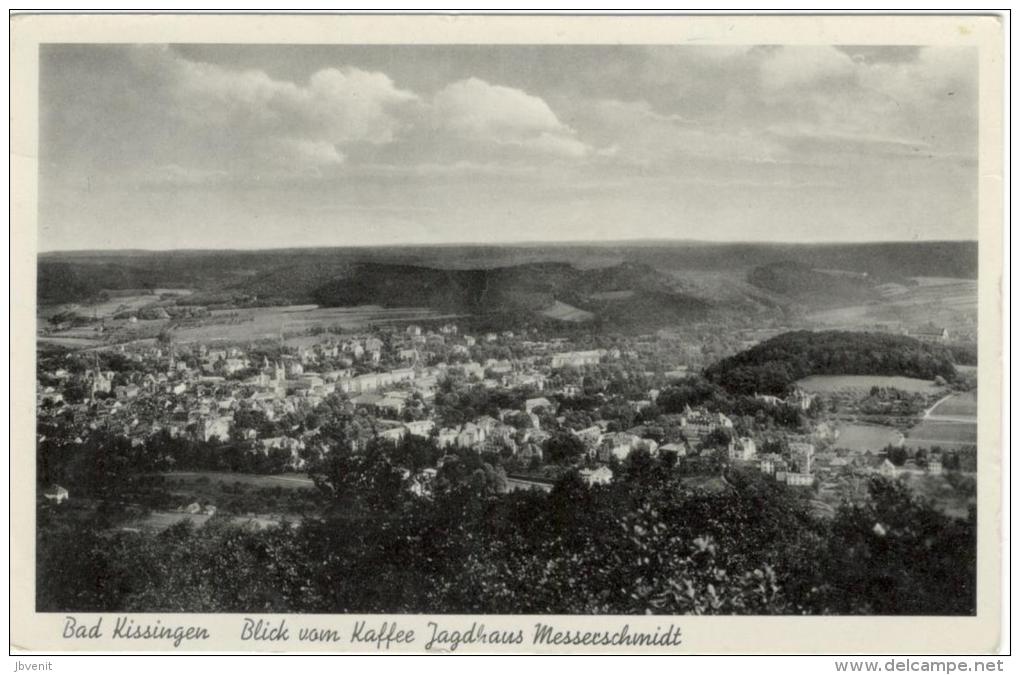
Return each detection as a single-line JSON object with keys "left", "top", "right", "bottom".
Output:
{"left": 37, "top": 451, "right": 975, "bottom": 615}
{"left": 704, "top": 331, "right": 959, "bottom": 396}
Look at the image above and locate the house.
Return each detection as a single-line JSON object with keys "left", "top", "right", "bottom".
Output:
{"left": 759, "top": 453, "right": 786, "bottom": 476}
{"left": 681, "top": 407, "right": 734, "bottom": 442}
{"left": 927, "top": 456, "right": 943, "bottom": 475}
{"left": 42, "top": 485, "right": 69, "bottom": 504}
{"left": 378, "top": 426, "right": 408, "bottom": 444}
{"left": 598, "top": 432, "right": 641, "bottom": 462}
{"left": 351, "top": 393, "right": 385, "bottom": 411}
{"left": 408, "top": 468, "right": 437, "bottom": 498}
{"left": 754, "top": 393, "right": 784, "bottom": 406}
{"left": 525, "top": 397, "right": 553, "bottom": 414}
{"left": 785, "top": 472, "right": 814, "bottom": 487}
{"left": 659, "top": 442, "right": 688, "bottom": 457}
{"left": 437, "top": 427, "right": 460, "bottom": 448}
{"left": 813, "top": 421, "right": 840, "bottom": 443}
{"left": 551, "top": 350, "right": 603, "bottom": 368}
{"left": 457, "top": 423, "right": 486, "bottom": 449}
{"left": 114, "top": 384, "right": 140, "bottom": 401}
{"left": 200, "top": 415, "right": 232, "bottom": 443}
{"left": 376, "top": 396, "right": 406, "bottom": 416}
{"left": 912, "top": 324, "right": 951, "bottom": 344}
{"left": 579, "top": 466, "right": 613, "bottom": 486}
{"left": 89, "top": 370, "right": 112, "bottom": 395}
{"left": 518, "top": 441, "right": 543, "bottom": 463}
{"left": 223, "top": 358, "right": 247, "bottom": 375}
{"left": 572, "top": 426, "right": 604, "bottom": 454}
{"left": 404, "top": 420, "right": 435, "bottom": 438}
{"left": 872, "top": 457, "right": 899, "bottom": 478}
{"left": 786, "top": 389, "right": 814, "bottom": 412}
{"left": 728, "top": 436, "right": 757, "bottom": 462}
{"left": 259, "top": 437, "right": 306, "bottom": 469}
{"left": 789, "top": 442, "right": 815, "bottom": 474}
{"left": 560, "top": 384, "right": 582, "bottom": 398}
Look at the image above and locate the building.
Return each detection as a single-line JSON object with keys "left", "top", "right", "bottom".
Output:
{"left": 659, "top": 442, "right": 688, "bottom": 458}
{"left": 42, "top": 485, "right": 69, "bottom": 504}
{"left": 376, "top": 396, "right": 406, "bottom": 416}
{"left": 787, "top": 389, "right": 814, "bottom": 412}
{"left": 785, "top": 472, "right": 814, "bottom": 487}
{"left": 912, "top": 325, "right": 951, "bottom": 344}
{"left": 728, "top": 436, "right": 757, "bottom": 462}
{"left": 437, "top": 427, "right": 460, "bottom": 449}
{"left": 789, "top": 442, "right": 815, "bottom": 473}
{"left": 572, "top": 426, "right": 604, "bottom": 455}
{"left": 682, "top": 407, "right": 734, "bottom": 442}
{"left": 579, "top": 466, "right": 613, "bottom": 486}
{"left": 404, "top": 420, "right": 435, "bottom": 438}
{"left": 457, "top": 423, "right": 486, "bottom": 449}
{"left": 598, "top": 432, "right": 641, "bottom": 462}
{"left": 551, "top": 350, "right": 603, "bottom": 368}
{"left": 872, "top": 457, "right": 899, "bottom": 478}
{"left": 200, "top": 415, "right": 232, "bottom": 442}
{"left": 525, "top": 397, "right": 553, "bottom": 414}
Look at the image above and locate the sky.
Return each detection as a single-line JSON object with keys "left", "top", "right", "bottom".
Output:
{"left": 38, "top": 44, "right": 978, "bottom": 251}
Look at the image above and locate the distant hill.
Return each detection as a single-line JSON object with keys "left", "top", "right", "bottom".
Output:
{"left": 37, "top": 262, "right": 167, "bottom": 304}
{"left": 704, "top": 330, "right": 959, "bottom": 396}
{"left": 746, "top": 261, "right": 880, "bottom": 307}
{"left": 38, "top": 240, "right": 977, "bottom": 319}
{"left": 308, "top": 261, "right": 710, "bottom": 328}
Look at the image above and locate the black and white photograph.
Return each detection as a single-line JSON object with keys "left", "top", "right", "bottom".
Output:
{"left": 11, "top": 13, "right": 1005, "bottom": 655}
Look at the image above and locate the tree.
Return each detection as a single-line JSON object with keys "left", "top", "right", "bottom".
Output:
{"left": 544, "top": 432, "right": 586, "bottom": 465}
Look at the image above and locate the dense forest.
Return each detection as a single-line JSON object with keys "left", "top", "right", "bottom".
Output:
{"left": 37, "top": 443, "right": 976, "bottom": 615}
{"left": 704, "top": 331, "right": 959, "bottom": 396}
{"left": 746, "top": 261, "right": 881, "bottom": 307}
{"left": 38, "top": 240, "right": 977, "bottom": 307}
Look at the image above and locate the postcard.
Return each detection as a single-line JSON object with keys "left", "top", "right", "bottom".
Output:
{"left": 10, "top": 13, "right": 1005, "bottom": 653}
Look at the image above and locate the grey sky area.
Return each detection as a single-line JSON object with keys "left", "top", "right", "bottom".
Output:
{"left": 39, "top": 44, "right": 978, "bottom": 251}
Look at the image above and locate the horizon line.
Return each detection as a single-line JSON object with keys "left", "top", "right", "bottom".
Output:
{"left": 38, "top": 237, "right": 980, "bottom": 255}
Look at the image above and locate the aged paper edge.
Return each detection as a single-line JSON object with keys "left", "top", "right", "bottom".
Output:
{"left": 9, "top": 13, "right": 1005, "bottom": 654}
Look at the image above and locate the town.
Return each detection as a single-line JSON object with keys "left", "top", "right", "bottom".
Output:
{"left": 37, "top": 315, "right": 975, "bottom": 530}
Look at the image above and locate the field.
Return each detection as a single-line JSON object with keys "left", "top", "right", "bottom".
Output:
{"left": 905, "top": 420, "right": 977, "bottom": 450}
{"left": 834, "top": 423, "right": 905, "bottom": 452}
{"left": 929, "top": 390, "right": 977, "bottom": 417}
{"left": 46, "top": 291, "right": 167, "bottom": 320}
{"left": 540, "top": 300, "right": 594, "bottom": 322}
{"left": 806, "top": 276, "right": 977, "bottom": 331}
{"left": 904, "top": 391, "right": 977, "bottom": 450}
{"left": 171, "top": 305, "right": 449, "bottom": 343}
{"left": 796, "top": 375, "right": 943, "bottom": 394}
{"left": 37, "top": 335, "right": 105, "bottom": 348}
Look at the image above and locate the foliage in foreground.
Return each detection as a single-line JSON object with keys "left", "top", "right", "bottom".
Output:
{"left": 37, "top": 457, "right": 975, "bottom": 615}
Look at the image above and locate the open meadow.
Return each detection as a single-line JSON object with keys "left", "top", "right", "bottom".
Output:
{"left": 156, "top": 305, "right": 449, "bottom": 343}
{"left": 796, "top": 375, "right": 943, "bottom": 394}
{"left": 834, "top": 423, "right": 905, "bottom": 452}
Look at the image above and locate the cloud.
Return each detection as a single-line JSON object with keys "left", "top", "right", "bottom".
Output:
{"left": 577, "top": 98, "right": 785, "bottom": 166}
{"left": 758, "top": 47, "right": 977, "bottom": 159}
{"left": 431, "top": 77, "right": 591, "bottom": 158}
{"left": 162, "top": 49, "right": 419, "bottom": 146}
{"left": 260, "top": 138, "right": 346, "bottom": 171}
{"left": 759, "top": 46, "right": 857, "bottom": 90}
